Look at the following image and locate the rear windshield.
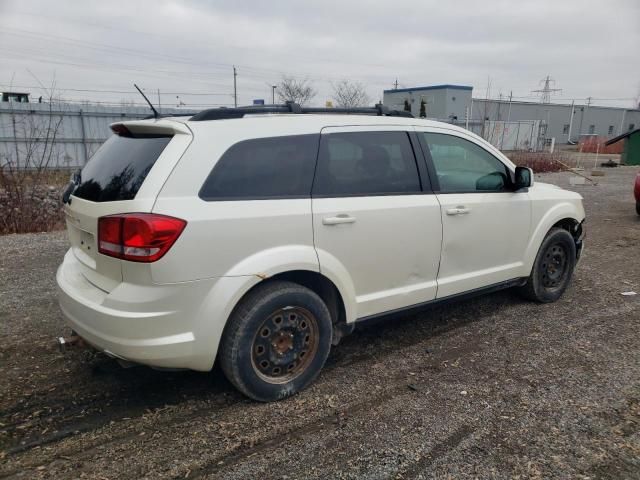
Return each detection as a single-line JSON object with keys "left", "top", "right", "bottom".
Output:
{"left": 73, "top": 134, "right": 172, "bottom": 202}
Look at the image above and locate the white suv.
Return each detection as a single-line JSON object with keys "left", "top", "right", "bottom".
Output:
{"left": 57, "top": 103, "right": 585, "bottom": 401}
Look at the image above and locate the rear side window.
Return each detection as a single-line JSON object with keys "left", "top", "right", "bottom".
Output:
{"left": 73, "top": 134, "right": 172, "bottom": 202}
{"left": 313, "top": 131, "right": 421, "bottom": 196}
{"left": 199, "top": 134, "right": 319, "bottom": 200}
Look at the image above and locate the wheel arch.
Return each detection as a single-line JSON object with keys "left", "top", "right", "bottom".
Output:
{"left": 231, "top": 270, "right": 354, "bottom": 347}
{"left": 524, "top": 203, "right": 585, "bottom": 274}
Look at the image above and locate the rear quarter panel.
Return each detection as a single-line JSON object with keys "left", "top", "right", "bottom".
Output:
{"left": 151, "top": 117, "right": 323, "bottom": 284}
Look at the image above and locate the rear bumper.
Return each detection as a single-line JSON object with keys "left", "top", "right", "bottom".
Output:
{"left": 56, "top": 250, "right": 220, "bottom": 371}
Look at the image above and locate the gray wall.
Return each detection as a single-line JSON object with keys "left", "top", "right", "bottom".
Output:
{"left": 0, "top": 101, "right": 190, "bottom": 168}
{"left": 383, "top": 85, "right": 473, "bottom": 122}
{"left": 471, "top": 99, "right": 640, "bottom": 144}
{"left": 382, "top": 84, "right": 640, "bottom": 147}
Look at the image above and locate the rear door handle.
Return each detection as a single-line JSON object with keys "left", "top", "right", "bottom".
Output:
{"left": 446, "top": 206, "right": 471, "bottom": 216}
{"left": 322, "top": 214, "right": 356, "bottom": 225}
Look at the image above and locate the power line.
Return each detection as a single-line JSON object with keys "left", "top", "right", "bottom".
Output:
{"left": 0, "top": 84, "right": 232, "bottom": 96}
{"left": 1, "top": 27, "right": 394, "bottom": 85}
{"left": 36, "top": 98, "right": 233, "bottom": 107}
{"left": 4, "top": 12, "right": 394, "bottom": 71}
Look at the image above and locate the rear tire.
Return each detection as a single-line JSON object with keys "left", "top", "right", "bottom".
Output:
{"left": 219, "top": 280, "right": 332, "bottom": 402}
{"left": 636, "top": 201, "right": 640, "bottom": 216}
{"left": 518, "top": 227, "right": 576, "bottom": 303}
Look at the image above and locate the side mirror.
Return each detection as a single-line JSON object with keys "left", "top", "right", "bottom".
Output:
{"left": 514, "top": 166, "right": 533, "bottom": 190}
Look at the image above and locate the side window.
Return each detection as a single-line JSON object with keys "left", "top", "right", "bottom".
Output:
{"left": 313, "top": 131, "right": 421, "bottom": 196}
{"left": 199, "top": 134, "right": 319, "bottom": 200}
{"left": 422, "top": 132, "right": 511, "bottom": 193}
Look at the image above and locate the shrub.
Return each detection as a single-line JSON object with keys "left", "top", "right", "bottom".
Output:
{"left": 0, "top": 167, "right": 67, "bottom": 234}
{"left": 507, "top": 152, "right": 574, "bottom": 173}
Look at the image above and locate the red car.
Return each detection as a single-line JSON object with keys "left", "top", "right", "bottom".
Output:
{"left": 636, "top": 172, "right": 640, "bottom": 215}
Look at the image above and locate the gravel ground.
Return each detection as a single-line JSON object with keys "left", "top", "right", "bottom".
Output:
{"left": 1, "top": 166, "right": 639, "bottom": 479}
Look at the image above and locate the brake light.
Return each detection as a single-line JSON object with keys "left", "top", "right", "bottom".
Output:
{"left": 98, "top": 213, "right": 186, "bottom": 262}
{"left": 110, "top": 124, "right": 132, "bottom": 137}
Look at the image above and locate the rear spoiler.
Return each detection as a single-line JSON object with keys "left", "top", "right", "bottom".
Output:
{"left": 109, "top": 119, "right": 191, "bottom": 136}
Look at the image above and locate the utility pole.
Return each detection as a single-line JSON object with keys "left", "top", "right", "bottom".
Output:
{"left": 577, "top": 98, "right": 592, "bottom": 139}
{"left": 567, "top": 100, "right": 575, "bottom": 142}
{"left": 481, "top": 76, "right": 491, "bottom": 139}
{"left": 271, "top": 85, "right": 276, "bottom": 104}
{"left": 581, "top": 96, "right": 592, "bottom": 136}
{"left": 233, "top": 66, "right": 238, "bottom": 108}
{"left": 499, "top": 91, "right": 513, "bottom": 150}
{"left": 619, "top": 109, "right": 627, "bottom": 135}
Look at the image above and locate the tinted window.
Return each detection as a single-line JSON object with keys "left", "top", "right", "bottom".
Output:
{"left": 199, "top": 134, "right": 318, "bottom": 200}
{"left": 422, "top": 133, "right": 510, "bottom": 193}
{"left": 313, "top": 131, "right": 421, "bottom": 196}
{"left": 74, "top": 134, "right": 171, "bottom": 202}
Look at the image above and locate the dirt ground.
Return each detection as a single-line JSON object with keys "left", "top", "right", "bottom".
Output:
{"left": 1, "top": 166, "right": 639, "bottom": 479}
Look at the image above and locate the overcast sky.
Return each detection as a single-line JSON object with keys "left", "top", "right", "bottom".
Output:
{"left": 1, "top": 0, "right": 639, "bottom": 109}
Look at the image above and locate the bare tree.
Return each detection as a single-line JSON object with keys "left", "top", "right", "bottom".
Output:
{"left": 276, "top": 76, "right": 316, "bottom": 106}
{"left": 1, "top": 79, "right": 67, "bottom": 234}
{"left": 331, "top": 80, "right": 370, "bottom": 108}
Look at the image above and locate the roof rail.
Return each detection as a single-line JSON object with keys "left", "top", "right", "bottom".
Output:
{"left": 188, "top": 102, "right": 413, "bottom": 121}
{"left": 142, "top": 112, "right": 199, "bottom": 120}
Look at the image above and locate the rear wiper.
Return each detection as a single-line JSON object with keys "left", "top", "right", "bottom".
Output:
{"left": 61, "top": 169, "right": 81, "bottom": 205}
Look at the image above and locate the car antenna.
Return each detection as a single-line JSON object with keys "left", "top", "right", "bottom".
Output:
{"left": 134, "top": 83, "right": 159, "bottom": 118}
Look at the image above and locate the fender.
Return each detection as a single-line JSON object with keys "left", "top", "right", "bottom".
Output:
{"left": 223, "top": 244, "right": 321, "bottom": 278}
{"left": 220, "top": 244, "right": 358, "bottom": 324}
{"left": 523, "top": 201, "right": 584, "bottom": 274}
{"left": 191, "top": 245, "right": 357, "bottom": 369}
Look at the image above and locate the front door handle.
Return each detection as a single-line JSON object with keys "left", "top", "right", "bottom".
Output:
{"left": 446, "top": 206, "right": 471, "bottom": 216}
{"left": 322, "top": 214, "right": 356, "bottom": 225}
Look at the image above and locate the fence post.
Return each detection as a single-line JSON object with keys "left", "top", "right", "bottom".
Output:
{"left": 79, "top": 109, "right": 88, "bottom": 164}
{"left": 11, "top": 112, "right": 20, "bottom": 167}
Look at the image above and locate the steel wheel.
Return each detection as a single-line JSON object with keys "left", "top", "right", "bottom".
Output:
{"left": 251, "top": 306, "right": 320, "bottom": 384}
{"left": 540, "top": 242, "right": 568, "bottom": 289}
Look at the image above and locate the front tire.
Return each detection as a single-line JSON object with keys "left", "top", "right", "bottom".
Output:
{"left": 518, "top": 227, "right": 576, "bottom": 303}
{"left": 636, "top": 201, "right": 640, "bottom": 216}
{"left": 219, "top": 280, "right": 332, "bottom": 402}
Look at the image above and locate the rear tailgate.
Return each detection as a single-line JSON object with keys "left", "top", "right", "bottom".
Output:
{"left": 64, "top": 119, "right": 192, "bottom": 292}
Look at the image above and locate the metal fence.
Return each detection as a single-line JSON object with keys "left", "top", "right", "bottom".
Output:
{"left": 1, "top": 102, "right": 546, "bottom": 170}
{"left": 0, "top": 101, "right": 187, "bottom": 169}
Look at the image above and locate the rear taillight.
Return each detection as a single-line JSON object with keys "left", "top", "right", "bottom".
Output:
{"left": 98, "top": 213, "right": 186, "bottom": 263}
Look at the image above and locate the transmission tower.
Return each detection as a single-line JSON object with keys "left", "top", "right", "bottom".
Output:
{"left": 532, "top": 75, "right": 562, "bottom": 104}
